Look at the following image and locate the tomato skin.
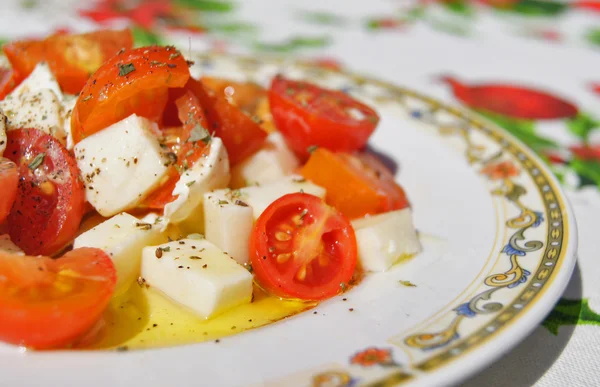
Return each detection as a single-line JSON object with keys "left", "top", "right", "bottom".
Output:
{"left": 187, "top": 78, "right": 267, "bottom": 165}
{"left": 71, "top": 45, "right": 190, "bottom": 143}
{"left": 0, "top": 247, "right": 116, "bottom": 349}
{"left": 0, "top": 158, "right": 19, "bottom": 224}
{"left": 3, "top": 29, "right": 133, "bottom": 95}
{"left": 250, "top": 193, "right": 357, "bottom": 301}
{"left": 0, "top": 68, "right": 18, "bottom": 100}
{"left": 4, "top": 129, "right": 85, "bottom": 256}
{"left": 201, "top": 76, "right": 266, "bottom": 113}
{"left": 301, "top": 149, "right": 408, "bottom": 219}
{"left": 269, "top": 75, "right": 380, "bottom": 160}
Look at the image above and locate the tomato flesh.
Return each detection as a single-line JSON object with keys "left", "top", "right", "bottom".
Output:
{"left": 0, "top": 67, "right": 17, "bottom": 100}
{"left": 2, "top": 29, "right": 133, "bottom": 95}
{"left": 0, "top": 247, "right": 116, "bottom": 349}
{"left": 0, "top": 158, "right": 19, "bottom": 224}
{"left": 250, "top": 193, "right": 357, "bottom": 300}
{"left": 71, "top": 45, "right": 190, "bottom": 143}
{"left": 4, "top": 129, "right": 85, "bottom": 256}
{"left": 269, "top": 75, "right": 380, "bottom": 159}
{"left": 301, "top": 148, "right": 408, "bottom": 219}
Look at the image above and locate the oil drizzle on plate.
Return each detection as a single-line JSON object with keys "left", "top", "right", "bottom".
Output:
{"left": 78, "top": 283, "right": 315, "bottom": 350}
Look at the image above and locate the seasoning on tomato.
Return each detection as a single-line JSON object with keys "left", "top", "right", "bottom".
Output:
{"left": 2, "top": 29, "right": 133, "bottom": 95}
{"left": 0, "top": 247, "right": 116, "bottom": 349}
{"left": 249, "top": 193, "right": 357, "bottom": 301}
{"left": 268, "top": 75, "right": 380, "bottom": 159}
{"left": 71, "top": 45, "right": 190, "bottom": 143}
{"left": 300, "top": 148, "right": 409, "bottom": 219}
{"left": 0, "top": 158, "right": 18, "bottom": 224}
{"left": 4, "top": 128, "right": 86, "bottom": 256}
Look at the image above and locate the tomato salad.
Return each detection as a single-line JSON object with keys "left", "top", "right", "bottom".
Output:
{"left": 0, "top": 30, "right": 421, "bottom": 350}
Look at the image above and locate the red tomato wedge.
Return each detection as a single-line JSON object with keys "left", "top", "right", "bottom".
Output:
{"left": 0, "top": 68, "right": 17, "bottom": 100}
{"left": 0, "top": 158, "right": 19, "bottom": 224}
{"left": 301, "top": 149, "right": 409, "bottom": 219}
{"left": 0, "top": 247, "right": 116, "bottom": 349}
{"left": 187, "top": 78, "right": 267, "bottom": 165}
{"left": 269, "top": 75, "right": 380, "bottom": 159}
{"left": 250, "top": 193, "right": 357, "bottom": 301}
{"left": 2, "top": 29, "right": 133, "bottom": 95}
{"left": 440, "top": 76, "right": 578, "bottom": 120}
{"left": 4, "top": 129, "right": 85, "bottom": 256}
{"left": 142, "top": 89, "right": 210, "bottom": 209}
{"left": 71, "top": 45, "right": 190, "bottom": 143}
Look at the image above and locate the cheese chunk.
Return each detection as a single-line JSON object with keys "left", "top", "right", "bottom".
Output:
{"left": 73, "top": 212, "right": 166, "bottom": 295}
{"left": 74, "top": 114, "right": 170, "bottom": 217}
{"left": 164, "top": 137, "right": 230, "bottom": 224}
{"left": 204, "top": 190, "right": 253, "bottom": 265}
{"left": 0, "top": 110, "right": 6, "bottom": 156}
{"left": 231, "top": 132, "right": 299, "bottom": 188}
{"left": 0, "top": 235, "right": 24, "bottom": 255}
{"left": 351, "top": 208, "right": 421, "bottom": 272}
{"left": 7, "top": 62, "right": 62, "bottom": 101}
{"left": 141, "top": 238, "right": 253, "bottom": 319}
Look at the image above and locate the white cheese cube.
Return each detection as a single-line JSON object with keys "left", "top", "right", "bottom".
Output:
{"left": 1, "top": 88, "right": 66, "bottom": 142}
{"left": 0, "top": 110, "right": 6, "bottom": 156}
{"left": 231, "top": 132, "right": 299, "bottom": 187}
{"left": 73, "top": 212, "right": 166, "bottom": 296}
{"left": 7, "top": 63, "right": 62, "bottom": 102}
{"left": 351, "top": 208, "right": 421, "bottom": 272}
{"left": 164, "top": 137, "right": 230, "bottom": 224}
{"left": 0, "top": 234, "right": 24, "bottom": 255}
{"left": 204, "top": 190, "right": 253, "bottom": 265}
{"left": 141, "top": 238, "right": 253, "bottom": 319}
{"left": 241, "top": 175, "right": 326, "bottom": 219}
{"left": 74, "top": 114, "right": 170, "bottom": 217}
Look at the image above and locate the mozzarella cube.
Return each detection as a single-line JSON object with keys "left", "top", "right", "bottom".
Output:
{"left": 73, "top": 212, "right": 166, "bottom": 296}
{"left": 241, "top": 175, "right": 326, "bottom": 219}
{"left": 351, "top": 208, "right": 421, "bottom": 272}
{"left": 204, "top": 190, "right": 254, "bottom": 265}
{"left": 1, "top": 88, "right": 66, "bottom": 142}
{"left": 164, "top": 137, "right": 230, "bottom": 224}
{"left": 230, "top": 132, "right": 299, "bottom": 187}
{"left": 61, "top": 95, "right": 78, "bottom": 150}
{"left": 141, "top": 238, "right": 253, "bottom": 319}
{"left": 0, "top": 235, "right": 24, "bottom": 255}
{"left": 74, "top": 114, "right": 170, "bottom": 217}
{"left": 0, "top": 110, "right": 6, "bottom": 156}
{"left": 8, "top": 62, "right": 62, "bottom": 101}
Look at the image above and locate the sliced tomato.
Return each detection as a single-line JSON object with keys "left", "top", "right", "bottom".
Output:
{"left": 4, "top": 129, "right": 86, "bottom": 256}
{"left": 3, "top": 29, "right": 133, "bottom": 95}
{"left": 0, "top": 158, "right": 19, "bottom": 223}
{"left": 250, "top": 193, "right": 357, "bottom": 301}
{"left": 201, "top": 76, "right": 266, "bottom": 113}
{"left": 300, "top": 148, "right": 408, "bottom": 219}
{"left": 0, "top": 68, "right": 18, "bottom": 100}
{"left": 71, "top": 45, "right": 190, "bottom": 143}
{"left": 269, "top": 75, "right": 380, "bottom": 159}
{"left": 187, "top": 78, "right": 267, "bottom": 165}
{"left": 0, "top": 247, "right": 116, "bottom": 349}
{"left": 142, "top": 89, "right": 210, "bottom": 209}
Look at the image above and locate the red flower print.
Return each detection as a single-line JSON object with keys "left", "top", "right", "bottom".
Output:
{"left": 440, "top": 76, "right": 579, "bottom": 120}
{"left": 481, "top": 161, "right": 520, "bottom": 180}
{"left": 591, "top": 83, "right": 600, "bottom": 97}
{"left": 570, "top": 145, "right": 600, "bottom": 161}
{"left": 350, "top": 347, "right": 395, "bottom": 367}
{"left": 304, "top": 57, "right": 344, "bottom": 71}
{"left": 573, "top": 1, "right": 600, "bottom": 12}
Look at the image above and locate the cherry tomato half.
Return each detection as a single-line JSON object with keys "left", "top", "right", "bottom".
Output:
{"left": 2, "top": 29, "right": 133, "bottom": 95}
{"left": 0, "top": 158, "right": 18, "bottom": 224}
{"left": 71, "top": 45, "right": 190, "bottom": 143}
{"left": 250, "top": 193, "right": 357, "bottom": 301}
{"left": 0, "top": 67, "right": 17, "bottom": 100}
{"left": 269, "top": 75, "right": 380, "bottom": 159}
{"left": 4, "top": 129, "right": 86, "bottom": 256}
{"left": 300, "top": 148, "right": 408, "bottom": 219}
{"left": 0, "top": 247, "right": 116, "bottom": 349}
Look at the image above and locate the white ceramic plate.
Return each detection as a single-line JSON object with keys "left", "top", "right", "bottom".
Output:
{"left": 0, "top": 54, "right": 577, "bottom": 387}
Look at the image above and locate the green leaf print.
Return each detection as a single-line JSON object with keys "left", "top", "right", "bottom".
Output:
{"left": 585, "top": 28, "right": 600, "bottom": 47}
{"left": 543, "top": 298, "right": 600, "bottom": 335}
{"left": 254, "top": 36, "right": 330, "bottom": 53}
{"left": 131, "top": 27, "right": 164, "bottom": 47}
{"left": 297, "top": 10, "right": 346, "bottom": 26}
{"left": 479, "top": 111, "right": 557, "bottom": 153}
{"left": 567, "top": 112, "right": 600, "bottom": 143}
{"left": 512, "top": 0, "right": 568, "bottom": 16}
{"left": 443, "top": 0, "right": 474, "bottom": 16}
{"left": 174, "top": 0, "right": 234, "bottom": 12}
{"left": 569, "top": 159, "right": 600, "bottom": 188}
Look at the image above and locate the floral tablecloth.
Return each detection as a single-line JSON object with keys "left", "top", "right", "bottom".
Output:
{"left": 1, "top": 0, "right": 599, "bottom": 385}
